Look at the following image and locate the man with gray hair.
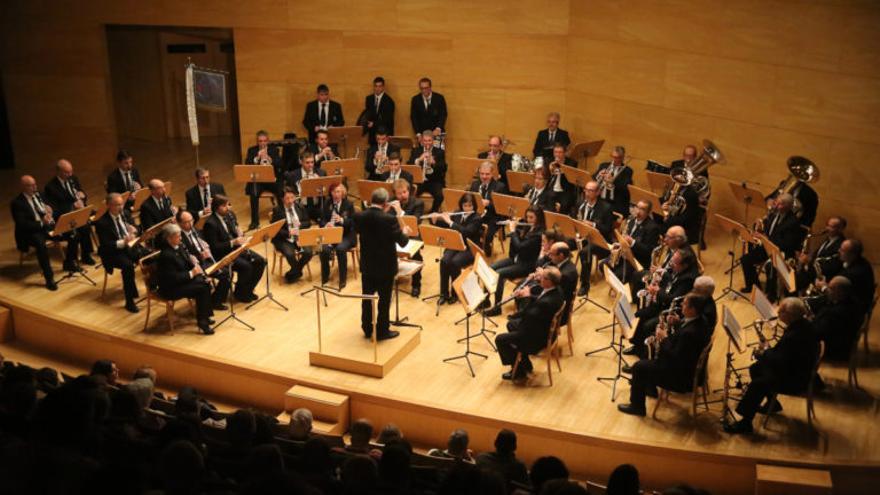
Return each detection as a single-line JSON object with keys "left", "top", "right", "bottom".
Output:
{"left": 813, "top": 276, "right": 863, "bottom": 361}
{"left": 428, "top": 428, "right": 475, "bottom": 463}
{"left": 94, "top": 192, "right": 142, "bottom": 312}
{"left": 693, "top": 275, "right": 717, "bottom": 331}
{"left": 740, "top": 192, "right": 802, "bottom": 296}
{"left": 155, "top": 222, "right": 214, "bottom": 334}
{"left": 288, "top": 408, "right": 313, "bottom": 441}
{"left": 592, "top": 145, "right": 633, "bottom": 217}
{"left": 408, "top": 130, "right": 447, "bottom": 212}
{"left": 532, "top": 112, "right": 571, "bottom": 162}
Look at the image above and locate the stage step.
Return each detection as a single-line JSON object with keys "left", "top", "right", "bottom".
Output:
{"left": 755, "top": 464, "right": 832, "bottom": 495}
{"left": 281, "top": 384, "right": 349, "bottom": 436}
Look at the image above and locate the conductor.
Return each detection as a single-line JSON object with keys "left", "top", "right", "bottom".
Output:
{"left": 353, "top": 188, "right": 411, "bottom": 341}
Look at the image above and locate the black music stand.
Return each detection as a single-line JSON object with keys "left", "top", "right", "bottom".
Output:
{"left": 298, "top": 226, "right": 344, "bottom": 303}
{"left": 589, "top": 268, "right": 636, "bottom": 401}
{"left": 714, "top": 214, "right": 753, "bottom": 302}
{"left": 443, "top": 268, "right": 490, "bottom": 378}
{"left": 718, "top": 305, "right": 747, "bottom": 425}
{"left": 246, "top": 220, "right": 288, "bottom": 311}
{"left": 392, "top": 259, "right": 423, "bottom": 330}
{"left": 419, "top": 224, "right": 466, "bottom": 316}
{"left": 572, "top": 219, "right": 611, "bottom": 313}
{"left": 52, "top": 206, "right": 97, "bottom": 286}
{"left": 207, "top": 244, "right": 255, "bottom": 332}
{"left": 456, "top": 254, "right": 499, "bottom": 350}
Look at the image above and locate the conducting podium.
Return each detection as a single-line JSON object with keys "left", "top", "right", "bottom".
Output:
{"left": 50, "top": 205, "right": 97, "bottom": 286}
{"left": 245, "top": 220, "right": 287, "bottom": 311}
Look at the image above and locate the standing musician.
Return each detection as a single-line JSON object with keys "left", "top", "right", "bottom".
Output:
{"left": 302, "top": 83, "right": 345, "bottom": 143}
{"left": 285, "top": 152, "right": 328, "bottom": 221}
{"left": 822, "top": 239, "right": 875, "bottom": 316}
{"left": 244, "top": 130, "right": 283, "bottom": 230}
{"left": 409, "top": 77, "right": 447, "bottom": 137}
{"left": 353, "top": 188, "right": 412, "bottom": 341}
{"left": 319, "top": 183, "right": 356, "bottom": 289}
{"left": 308, "top": 129, "right": 340, "bottom": 169}
{"left": 795, "top": 216, "right": 845, "bottom": 294}
{"left": 593, "top": 146, "right": 633, "bottom": 217}
{"left": 477, "top": 135, "right": 513, "bottom": 186}
{"left": 156, "top": 223, "right": 215, "bottom": 335}
{"left": 106, "top": 149, "right": 142, "bottom": 196}
{"left": 364, "top": 127, "right": 399, "bottom": 180}
{"left": 602, "top": 200, "right": 662, "bottom": 285}
{"left": 270, "top": 187, "right": 313, "bottom": 284}
{"left": 546, "top": 143, "right": 577, "bottom": 214}
{"left": 94, "top": 193, "right": 142, "bottom": 313}
{"left": 185, "top": 168, "right": 227, "bottom": 220}
{"left": 139, "top": 179, "right": 178, "bottom": 231}
{"left": 571, "top": 181, "right": 614, "bottom": 297}
{"left": 44, "top": 159, "right": 95, "bottom": 267}
{"left": 361, "top": 76, "right": 395, "bottom": 145}
{"left": 202, "top": 195, "right": 266, "bottom": 302}
{"left": 408, "top": 130, "right": 447, "bottom": 213}
{"left": 524, "top": 167, "right": 555, "bottom": 212}
{"left": 495, "top": 266, "right": 565, "bottom": 382}
{"left": 177, "top": 210, "right": 230, "bottom": 310}
{"left": 740, "top": 193, "right": 802, "bottom": 296}
{"left": 532, "top": 112, "right": 571, "bottom": 163}
{"left": 468, "top": 161, "right": 509, "bottom": 255}
{"left": 813, "top": 276, "right": 863, "bottom": 362}
{"left": 485, "top": 206, "right": 546, "bottom": 317}
{"left": 11, "top": 175, "right": 58, "bottom": 290}
{"left": 389, "top": 178, "right": 424, "bottom": 297}
{"left": 433, "top": 194, "right": 482, "bottom": 306}
{"left": 378, "top": 153, "right": 414, "bottom": 185}
{"left": 724, "top": 298, "right": 819, "bottom": 434}
{"left": 618, "top": 293, "right": 712, "bottom": 417}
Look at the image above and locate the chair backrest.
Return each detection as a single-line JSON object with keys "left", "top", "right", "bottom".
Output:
{"left": 806, "top": 341, "right": 826, "bottom": 397}
{"left": 139, "top": 250, "right": 161, "bottom": 291}
{"left": 547, "top": 303, "right": 567, "bottom": 348}
{"left": 692, "top": 342, "right": 713, "bottom": 390}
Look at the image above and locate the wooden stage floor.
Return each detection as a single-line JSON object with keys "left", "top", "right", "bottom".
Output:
{"left": 1, "top": 137, "right": 878, "bottom": 491}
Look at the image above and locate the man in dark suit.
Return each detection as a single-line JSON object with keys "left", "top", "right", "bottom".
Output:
{"left": 362, "top": 77, "right": 395, "bottom": 145}
{"left": 94, "top": 193, "right": 141, "bottom": 312}
{"left": 308, "top": 129, "right": 341, "bottom": 168}
{"left": 571, "top": 180, "right": 614, "bottom": 297}
{"left": 201, "top": 195, "right": 266, "bottom": 302}
{"left": 740, "top": 193, "right": 803, "bottom": 294}
{"left": 767, "top": 177, "right": 819, "bottom": 228}
{"left": 795, "top": 215, "right": 845, "bottom": 294}
{"left": 177, "top": 210, "right": 230, "bottom": 309}
{"left": 477, "top": 135, "right": 513, "bottom": 186}
{"left": 319, "top": 182, "right": 357, "bottom": 288}
{"left": 284, "top": 152, "right": 328, "bottom": 221}
{"left": 244, "top": 130, "right": 283, "bottom": 230}
{"left": 593, "top": 145, "right": 633, "bottom": 217}
{"left": 546, "top": 143, "right": 578, "bottom": 214}
{"left": 512, "top": 242, "right": 578, "bottom": 325}
{"left": 408, "top": 131, "right": 447, "bottom": 213}
{"left": 353, "top": 188, "right": 412, "bottom": 340}
{"left": 139, "top": 179, "right": 178, "bottom": 231}
{"left": 106, "top": 149, "right": 142, "bottom": 196}
{"left": 532, "top": 112, "right": 571, "bottom": 163}
{"left": 724, "top": 297, "right": 820, "bottom": 434}
{"left": 302, "top": 83, "right": 345, "bottom": 143}
{"left": 155, "top": 223, "right": 214, "bottom": 335}
{"left": 495, "top": 267, "right": 565, "bottom": 381}
{"left": 378, "top": 153, "right": 414, "bottom": 185}
{"left": 622, "top": 200, "right": 662, "bottom": 276}
{"left": 661, "top": 178, "right": 703, "bottom": 245}
{"left": 813, "top": 276, "right": 863, "bottom": 362}
{"left": 11, "top": 175, "right": 57, "bottom": 290}
{"left": 364, "top": 127, "right": 400, "bottom": 180}
{"left": 410, "top": 77, "right": 447, "bottom": 136}
{"left": 390, "top": 178, "right": 424, "bottom": 297}
{"left": 469, "top": 161, "right": 509, "bottom": 254}
{"left": 271, "top": 187, "right": 313, "bottom": 284}
{"left": 524, "top": 167, "right": 555, "bottom": 213}
{"left": 185, "top": 167, "right": 227, "bottom": 221}
{"left": 618, "top": 293, "right": 713, "bottom": 416}
{"left": 828, "top": 238, "right": 875, "bottom": 316}
{"left": 44, "top": 159, "right": 95, "bottom": 267}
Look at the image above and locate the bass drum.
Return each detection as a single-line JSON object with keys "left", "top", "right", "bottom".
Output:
{"left": 511, "top": 153, "right": 534, "bottom": 172}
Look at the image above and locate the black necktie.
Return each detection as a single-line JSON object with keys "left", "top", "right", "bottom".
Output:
{"left": 320, "top": 104, "right": 327, "bottom": 127}
{"left": 115, "top": 216, "right": 126, "bottom": 240}
{"left": 31, "top": 196, "right": 44, "bottom": 217}
{"left": 480, "top": 184, "right": 488, "bottom": 199}
{"left": 123, "top": 171, "right": 131, "bottom": 191}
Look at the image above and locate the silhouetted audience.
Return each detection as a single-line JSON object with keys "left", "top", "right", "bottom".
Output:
{"left": 607, "top": 463, "right": 640, "bottom": 495}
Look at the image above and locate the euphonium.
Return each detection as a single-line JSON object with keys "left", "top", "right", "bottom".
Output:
{"left": 776, "top": 156, "right": 820, "bottom": 218}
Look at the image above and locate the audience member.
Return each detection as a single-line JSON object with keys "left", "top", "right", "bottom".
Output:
{"left": 475, "top": 428, "right": 529, "bottom": 488}
{"left": 428, "top": 428, "right": 475, "bottom": 463}
{"left": 541, "top": 479, "right": 589, "bottom": 494}
{"left": 607, "top": 463, "right": 640, "bottom": 495}
{"left": 90, "top": 359, "right": 119, "bottom": 386}
{"left": 346, "top": 418, "right": 374, "bottom": 454}
{"left": 377, "top": 423, "right": 403, "bottom": 445}
{"left": 530, "top": 456, "right": 570, "bottom": 494}
{"left": 289, "top": 407, "right": 314, "bottom": 441}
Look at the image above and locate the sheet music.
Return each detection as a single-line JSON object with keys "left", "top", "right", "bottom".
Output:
{"left": 722, "top": 306, "right": 745, "bottom": 353}
{"left": 474, "top": 255, "right": 499, "bottom": 293}
{"left": 752, "top": 287, "right": 777, "bottom": 321}
{"left": 603, "top": 265, "right": 628, "bottom": 297}
{"left": 461, "top": 271, "right": 486, "bottom": 312}
{"left": 396, "top": 239, "right": 424, "bottom": 257}
{"left": 614, "top": 293, "right": 636, "bottom": 340}
{"left": 772, "top": 253, "right": 795, "bottom": 292}
{"left": 396, "top": 259, "right": 422, "bottom": 277}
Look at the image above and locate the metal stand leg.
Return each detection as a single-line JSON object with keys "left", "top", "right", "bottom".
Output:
{"left": 443, "top": 312, "right": 488, "bottom": 377}
{"left": 214, "top": 265, "right": 255, "bottom": 332}
{"left": 391, "top": 278, "right": 422, "bottom": 330}
{"left": 585, "top": 313, "right": 631, "bottom": 401}
{"left": 247, "top": 239, "right": 289, "bottom": 311}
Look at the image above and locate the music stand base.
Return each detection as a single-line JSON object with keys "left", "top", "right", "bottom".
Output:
{"left": 715, "top": 286, "right": 747, "bottom": 302}
{"left": 246, "top": 292, "right": 289, "bottom": 311}
{"left": 574, "top": 295, "right": 609, "bottom": 313}
{"left": 57, "top": 268, "right": 97, "bottom": 287}
{"left": 392, "top": 280, "right": 422, "bottom": 330}
{"left": 444, "top": 312, "right": 489, "bottom": 377}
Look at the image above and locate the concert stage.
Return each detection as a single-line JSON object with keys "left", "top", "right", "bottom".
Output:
{"left": 0, "top": 138, "right": 878, "bottom": 494}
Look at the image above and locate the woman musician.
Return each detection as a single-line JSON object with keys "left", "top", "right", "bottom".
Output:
{"left": 484, "top": 205, "right": 546, "bottom": 316}
{"left": 319, "top": 182, "right": 356, "bottom": 289}
{"left": 432, "top": 193, "right": 482, "bottom": 305}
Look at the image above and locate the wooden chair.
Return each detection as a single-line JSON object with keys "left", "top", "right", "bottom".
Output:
{"left": 652, "top": 342, "right": 713, "bottom": 418}
{"left": 863, "top": 284, "right": 877, "bottom": 354}
{"left": 139, "top": 251, "right": 193, "bottom": 334}
{"left": 849, "top": 290, "right": 878, "bottom": 389}
{"left": 271, "top": 244, "right": 314, "bottom": 280}
{"left": 763, "top": 341, "right": 825, "bottom": 429}
{"left": 564, "top": 301, "right": 576, "bottom": 356}
{"left": 511, "top": 304, "right": 566, "bottom": 386}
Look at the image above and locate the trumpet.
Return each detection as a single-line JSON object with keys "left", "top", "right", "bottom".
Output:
{"left": 374, "top": 151, "right": 389, "bottom": 175}
{"left": 417, "top": 149, "right": 434, "bottom": 175}
{"left": 596, "top": 166, "right": 615, "bottom": 192}
{"left": 257, "top": 146, "right": 273, "bottom": 165}
{"left": 319, "top": 146, "right": 339, "bottom": 161}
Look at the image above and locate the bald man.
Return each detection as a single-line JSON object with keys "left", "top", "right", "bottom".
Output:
{"left": 11, "top": 175, "right": 57, "bottom": 290}
{"left": 477, "top": 135, "right": 513, "bottom": 185}
{"left": 43, "top": 159, "right": 95, "bottom": 267}
{"left": 139, "top": 179, "right": 178, "bottom": 231}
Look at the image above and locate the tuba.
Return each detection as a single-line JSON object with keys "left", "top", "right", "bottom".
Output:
{"left": 776, "top": 156, "right": 819, "bottom": 218}
{"left": 665, "top": 139, "right": 724, "bottom": 215}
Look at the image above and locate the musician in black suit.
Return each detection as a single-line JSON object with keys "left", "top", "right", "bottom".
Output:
{"left": 613, "top": 200, "right": 662, "bottom": 278}
{"left": 94, "top": 193, "right": 141, "bottom": 312}
{"left": 496, "top": 267, "right": 565, "bottom": 381}
{"left": 284, "top": 152, "right": 328, "bottom": 221}
{"left": 725, "top": 298, "right": 819, "bottom": 434}
{"left": 270, "top": 187, "right": 313, "bottom": 284}
{"left": 740, "top": 193, "right": 803, "bottom": 294}
{"left": 532, "top": 112, "right": 571, "bottom": 162}
{"left": 477, "top": 135, "right": 513, "bottom": 185}
{"left": 353, "top": 188, "right": 412, "bottom": 340}
{"left": 202, "top": 195, "right": 266, "bottom": 302}
{"left": 410, "top": 77, "right": 447, "bottom": 136}
{"left": 364, "top": 128, "right": 400, "bottom": 180}
{"left": 767, "top": 178, "right": 819, "bottom": 228}
{"left": 378, "top": 153, "right": 414, "bottom": 185}
{"left": 106, "top": 149, "right": 142, "bottom": 196}
{"left": 155, "top": 223, "right": 214, "bottom": 335}
{"left": 361, "top": 77, "right": 395, "bottom": 145}
{"left": 139, "top": 179, "right": 178, "bottom": 231}
{"left": 813, "top": 276, "right": 863, "bottom": 362}
{"left": 468, "top": 161, "right": 509, "bottom": 254}
{"left": 546, "top": 144, "right": 578, "bottom": 215}
{"left": 661, "top": 178, "right": 702, "bottom": 245}
{"left": 486, "top": 206, "right": 545, "bottom": 316}
{"left": 593, "top": 146, "right": 634, "bottom": 217}
{"left": 795, "top": 216, "right": 845, "bottom": 294}
{"left": 177, "top": 210, "right": 230, "bottom": 309}
{"left": 390, "top": 178, "right": 424, "bottom": 297}
{"left": 244, "top": 130, "right": 283, "bottom": 230}
{"left": 571, "top": 181, "right": 614, "bottom": 296}
{"left": 11, "top": 175, "right": 57, "bottom": 290}
{"left": 826, "top": 239, "right": 876, "bottom": 316}
{"left": 523, "top": 167, "right": 555, "bottom": 213}
{"left": 308, "top": 129, "right": 341, "bottom": 169}
{"left": 618, "top": 293, "right": 712, "bottom": 416}
{"left": 44, "top": 159, "right": 95, "bottom": 267}
{"left": 435, "top": 194, "right": 482, "bottom": 305}
{"left": 408, "top": 131, "right": 447, "bottom": 213}
{"left": 302, "top": 83, "right": 345, "bottom": 143}
{"left": 185, "top": 167, "right": 227, "bottom": 220}
{"left": 319, "top": 183, "right": 357, "bottom": 288}
{"left": 512, "top": 242, "right": 579, "bottom": 325}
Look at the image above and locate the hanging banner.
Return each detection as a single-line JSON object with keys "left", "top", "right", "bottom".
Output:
{"left": 185, "top": 63, "right": 200, "bottom": 146}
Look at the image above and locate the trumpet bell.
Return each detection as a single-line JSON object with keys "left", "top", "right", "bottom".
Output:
{"left": 701, "top": 139, "right": 725, "bottom": 166}
{"left": 670, "top": 166, "right": 694, "bottom": 185}
{"left": 787, "top": 155, "right": 819, "bottom": 183}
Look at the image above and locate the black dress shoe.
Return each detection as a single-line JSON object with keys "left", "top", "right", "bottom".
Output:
{"left": 339, "top": 280, "right": 347, "bottom": 290}
{"left": 248, "top": 223, "right": 259, "bottom": 231}
{"left": 577, "top": 286, "right": 588, "bottom": 297}
{"left": 484, "top": 306, "right": 501, "bottom": 317}
{"left": 502, "top": 371, "right": 514, "bottom": 380}
{"left": 617, "top": 404, "right": 646, "bottom": 417}
{"left": 622, "top": 364, "right": 633, "bottom": 374}
{"left": 46, "top": 280, "right": 58, "bottom": 291}
{"left": 437, "top": 295, "right": 448, "bottom": 305}
{"left": 376, "top": 330, "right": 400, "bottom": 341}
{"left": 740, "top": 286, "right": 753, "bottom": 293}
{"left": 410, "top": 286, "right": 420, "bottom": 298}
{"left": 213, "top": 303, "right": 228, "bottom": 311}
{"left": 757, "top": 399, "right": 783, "bottom": 414}
{"left": 448, "top": 293, "right": 459, "bottom": 305}
{"left": 248, "top": 293, "right": 259, "bottom": 302}
{"left": 622, "top": 345, "right": 638, "bottom": 356}
{"left": 125, "top": 301, "right": 140, "bottom": 314}
{"left": 81, "top": 255, "right": 96, "bottom": 266}
{"left": 198, "top": 320, "right": 215, "bottom": 335}
{"left": 207, "top": 318, "right": 216, "bottom": 325}
{"left": 234, "top": 293, "right": 251, "bottom": 303}
{"left": 723, "top": 419, "right": 753, "bottom": 434}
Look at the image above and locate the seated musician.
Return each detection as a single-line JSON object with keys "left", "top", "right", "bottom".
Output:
{"left": 625, "top": 248, "right": 699, "bottom": 358}
{"left": 378, "top": 153, "right": 414, "bottom": 185}
{"left": 647, "top": 144, "right": 699, "bottom": 174}
{"left": 319, "top": 183, "right": 356, "bottom": 289}
{"left": 724, "top": 298, "right": 819, "bottom": 434}
{"left": 468, "top": 161, "right": 508, "bottom": 255}
{"left": 94, "top": 193, "right": 142, "bottom": 313}
{"left": 618, "top": 293, "right": 712, "bottom": 417}
{"left": 592, "top": 146, "right": 633, "bottom": 217}
{"left": 44, "top": 159, "right": 95, "bottom": 268}
{"left": 571, "top": 180, "right": 614, "bottom": 297}
{"left": 524, "top": 167, "right": 554, "bottom": 212}
{"left": 362, "top": 77, "right": 395, "bottom": 145}
{"left": 532, "top": 112, "right": 571, "bottom": 163}
{"left": 202, "top": 195, "right": 266, "bottom": 302}
{"left": 766, "top": 170, "right": 819, "bottom": 228}
{"left": 270, "top": 187, "right": 313, "bottom": 284}
{"left": 309, "top": 129, "right": 339, "bottom": 169}
{"left": 244, "top": 130, "right": 283, "bottom": 230}
{"left": 106, "top": 149, "right": 142, "bottom": 196}
{"left": 740, "top": 193, "right": 802, "bottom": 296}
{"left": 546, "top": 143, "right": 577, "bottom": 214}
{"left": 389, "top": 179, "right": 423, "bottom": 297}
{"left": 795, "top": 216, "right": 845, "bottom": 294}
{"left": 176, "top": 210, "right": 230, "bottom": 310}
{"left": 511, "top": 241, "right": 578, "bottom": 325}
{"left": 302, "top": 83, "right": 344, "bottom": 143}
{"left": 408, "top": 130, "right": 447, "bottom": 213}
{"left": 433, "top": 193, "right": 482, "bottom": 305}
{"left": 630, "top": 225, "right": 689, "bottom": 300}
{"left": 477, "top": 135, "right": 513, "bottom": 185}
{"left": 156, "top": 223, "right": 215, "bottom": 335}
{"left": 822, "top": 239, "right": 875, "bottom": 316}
{"left": 813, "top": 276, "right": 863, "bottom": 362}
{"left": 692, "top": 275, "right": 718, "bottom": 330}
{"left": 601, "top": 200, "right": 662, "bottom": 286}
{"left": 485, "top": 206, "right": 546, "bottom": 317}
{"left": 495, "top": 266, "right": 565, "bottom": 382}
{"left": 11, "top": 175, "right": 58, "bottom": 290}
{"left": 284, "top": 152, "right": 327, "bottom": 221}
{"left": 661, "top": 168, "right": 702, "bottom": 245}
{"left": 185, "top": 167, "right": 227, "bottom": 220}
{"left": 139, "top": 179, "right": 178, "bottom": 231}
{"left": 364, "top": 127, "right": 399, "bottom": 181}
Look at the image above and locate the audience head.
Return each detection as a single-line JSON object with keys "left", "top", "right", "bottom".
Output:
{"left": 379, "top": 441, "right": 412, "bottom": 486}
{"left": 90, "top": 359, "right": 119, "bottom": 386}
{"left": 341, "top": 455, "right": 378, "bottom": 493}
{"left": 159, "top": 440, "right": 204, "bottom": 495}
{"left": 493, "top": 428, "right": 518, "bottom": 456}
{"left": 377, "top": 423, "right": 403, "bottom": 444}
{"left": 350, "top": 418, "right": 374, "bottom": 450}
{"left": 606, "top": 463, "right": 640, "bottom": 495}
{"left": 227, "top": 409, "right": 257, "bottom": 447}
{"left": 301, "top": 437, "right": 333, "bottom": 474}
{"left": 446, "top": 428, "right": 470, "bottom": 458}
{"left": 288, "top": 408, "right": 313, "bottom": 440}
{"left": 530, "top": 456, "right": 570, "bottom": 493}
